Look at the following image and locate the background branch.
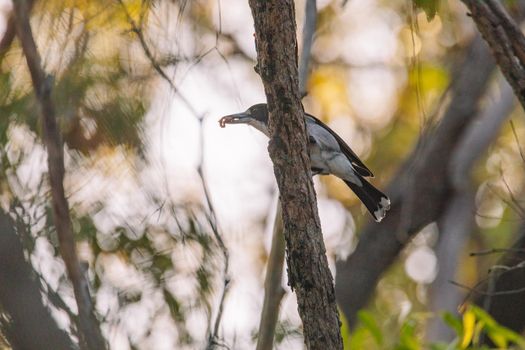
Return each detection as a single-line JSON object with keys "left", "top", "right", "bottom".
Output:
{"left": 256, "top": 202, "right": 285, "bottom": 350}
{"left": 12, "top": 1, "right": 106, "bottom": 349}
{"left": 298, "top": 0, "right": 316, "bottom": 97}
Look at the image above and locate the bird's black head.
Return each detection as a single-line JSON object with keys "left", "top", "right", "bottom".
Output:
{"left": 219, "top": 103, "right": 270, "bottom": 136}
{"left": 245, "top": 103, "right": 268, "bottom": 123}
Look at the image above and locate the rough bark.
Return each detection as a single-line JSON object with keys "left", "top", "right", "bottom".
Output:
{"left": 460, "top": 0, "right": 525, "bottom": 109}
{"left": 247, "top": 1, "right": 343, "bottom": 349}
{"left": 335, "top": 35, "right": 495, "bottom": 328}
{"left": 0, "top": 211, "right": 76, "bottom": 350}
{"left": 12, "top": 2, "right": 106, "bottom": 349}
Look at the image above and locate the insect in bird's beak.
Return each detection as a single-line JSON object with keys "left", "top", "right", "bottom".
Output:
{"left": 219, "top": 113, "right": 252, "bottom": 128}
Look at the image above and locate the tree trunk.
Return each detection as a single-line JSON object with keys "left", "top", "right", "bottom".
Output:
{"left": 247, "top": 1, "right": 343, "bottom": 349}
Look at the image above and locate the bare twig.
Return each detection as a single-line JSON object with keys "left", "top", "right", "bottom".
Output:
{"left": 510, "top": 120, "right": 525, "bottom": 164}
{"left": 117, "top": 0, "right": 200, "bottom": 117}
{"left": 470, "top": 248, "right": 525, "bottom": 257}
{"left": 450, "top": 279, "right": 525, "bottom": 297}
{"left": 256, "top": 202, "right": 286, "bottom": 350}
{"left": 12, "top": 2, "right": 106, "bottom": 349}
{"left": 199, "top": 117, "right": 230, "bottom": 349}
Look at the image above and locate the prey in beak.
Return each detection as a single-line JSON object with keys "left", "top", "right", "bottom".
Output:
{"left": 219, "top": 113, "right": 253, "bottom": 128}
{"left": 219, "top": 104, "right": 270, "bottom": 136}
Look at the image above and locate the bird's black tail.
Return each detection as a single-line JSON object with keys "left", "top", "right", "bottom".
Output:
{"left": 344, "top": 177, "right": 390, "bottom": 222}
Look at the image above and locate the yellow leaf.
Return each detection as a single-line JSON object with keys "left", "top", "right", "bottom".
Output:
{"left": 461, "top": 310, "right": 476, "bottom": 349}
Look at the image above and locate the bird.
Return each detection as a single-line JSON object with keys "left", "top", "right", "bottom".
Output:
{"left": 219, "top": 103, "right": 390, "bottom": 222}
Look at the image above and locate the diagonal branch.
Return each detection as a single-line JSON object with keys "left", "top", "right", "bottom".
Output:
{"left": 12, "top": 2, "right": 106, "bottom": 349}
{"left": 0, "top": 1, "right": 34, "bottom": 60}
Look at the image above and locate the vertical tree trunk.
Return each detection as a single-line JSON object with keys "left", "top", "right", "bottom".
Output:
{"left": 247, "top": 1, "right": 343, "bottom": 349}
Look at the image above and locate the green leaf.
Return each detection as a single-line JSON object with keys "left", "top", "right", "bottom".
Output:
{"left": 357, "top": 310, "right": 383, "bottom": 346}
{"left": 442, "top": 311, "right": 463, "bottom": 337}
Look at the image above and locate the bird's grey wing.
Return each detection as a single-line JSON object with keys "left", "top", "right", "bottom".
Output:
{"left": 306, "top": 114, "right": 374, "bottom": 177}
{"left": 307, "top": 121, "right": 341, "bottom": 151}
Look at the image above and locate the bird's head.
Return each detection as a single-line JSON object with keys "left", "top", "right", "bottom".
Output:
{"left": 219, "top": 104, "right": 269, "bottom": 136}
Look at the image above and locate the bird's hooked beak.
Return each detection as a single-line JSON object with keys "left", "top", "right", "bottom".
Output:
{"left": 219, "top": 112, "right": 253, "bottom": 128}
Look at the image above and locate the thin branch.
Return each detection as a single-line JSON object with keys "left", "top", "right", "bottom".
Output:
{"left": 470, "top": 248, "right": 525, "bottom": 257}
{"left": 117, "top": 0, "right": 200, "bottom": 117}
{"left": 510, "top": 120, "right": 525, "bottom": 164}
{"left": 256, "top": 202, "right": 286, "bottom": 350}
{"left": 12, "top": 2, "right": 106, "bottom": 349}
{"left": 450, "top": 280, "right": 525, "bottom": 297}
{"left": 200, "top": 118, "right": 230, "bottom": 349}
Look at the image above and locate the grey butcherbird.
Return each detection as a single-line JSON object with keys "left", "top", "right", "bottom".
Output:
{"left": 219, "top": 103, "right": 390, "bottom": 222}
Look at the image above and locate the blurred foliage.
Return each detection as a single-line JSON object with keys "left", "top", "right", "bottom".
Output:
{"left": 345, "top": 305, "right": 525, "bottom": 350}
{"left": 0, "top": 0, "right": 149, "bottom": 154}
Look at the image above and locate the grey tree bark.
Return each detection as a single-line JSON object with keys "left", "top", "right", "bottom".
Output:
{"left": 247, "top": 1, "right": 343, "bottom": 348}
